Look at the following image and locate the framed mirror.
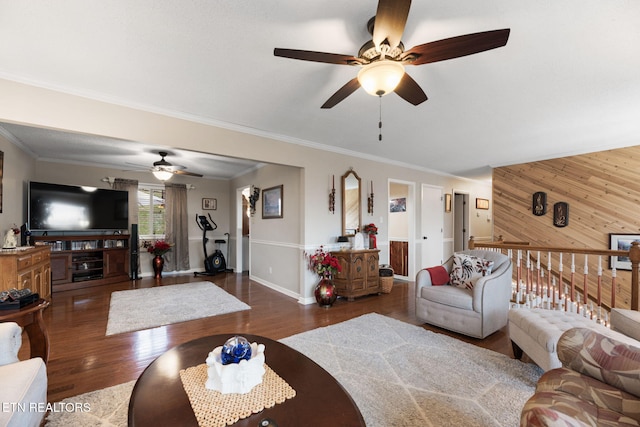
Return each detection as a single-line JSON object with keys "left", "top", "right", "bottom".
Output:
{"left": 342, "top": 169, "right": 361, "bottom": 236}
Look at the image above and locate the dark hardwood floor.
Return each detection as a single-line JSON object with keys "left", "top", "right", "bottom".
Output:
{"left": 36, "top": 273, "right": 519, "bottom": 403}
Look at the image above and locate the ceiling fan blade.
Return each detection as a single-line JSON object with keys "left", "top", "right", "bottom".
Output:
{"left": 274, "top": 48, "right": 360, "bottom": 65}
{"left": 394, "top": 73, "right": 427, "bottom": 105}
{"left": 321, "top": 78, "right": 361, "bottom": 109}
{"left": 174, "top": 170, "right": 203, "bottom": 178}
{"left": 372, "top": 0, "right": 412, "bottom": 51}
{"left": 401, "top": 29, "right": 511, "bottom": 65}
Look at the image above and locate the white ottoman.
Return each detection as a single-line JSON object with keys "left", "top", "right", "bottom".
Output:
{"left": 508, "top": 308, "right": 640, "bottom": 371}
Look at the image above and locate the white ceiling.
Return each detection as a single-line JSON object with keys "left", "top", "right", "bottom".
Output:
{"left": 0, "top": 0, "right": 639, "bottom": 180}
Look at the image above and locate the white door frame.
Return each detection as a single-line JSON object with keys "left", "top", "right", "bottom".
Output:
{"left": 236, "top": 186, "right": 250, "bottom": 273}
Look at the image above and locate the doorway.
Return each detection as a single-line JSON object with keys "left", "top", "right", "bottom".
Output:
{"left": 453, "top": 192, "right": 470, "bottom": 252}
{"left": 388, "top": 180, "right": 415, "bottom": 279}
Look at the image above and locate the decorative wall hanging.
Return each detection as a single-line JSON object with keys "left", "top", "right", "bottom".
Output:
{"left": 367, "top": 180, "right": 374, "bottom": 215}
{"left": 444, "top": 193, "right": 452, "bottom": 213}
{"left": 553, "top": 202, "right": 569, "bottom": 227}
{"left": 476, "top": 198, "right": 489, "bottom": 210}
{"left": 262, "top": 185, "right": 283, "bottom": 219}
{"left": 248, "top": 186, "right": 260, "bottom": 216}
{"left": 329, "top": 175, "right": 336, "bottom": 214}
{"left": 202, "top": 198, "right": 217, "bottom": 210}
{"left": 532, "top": 192, "right": 547, "bottom": 216}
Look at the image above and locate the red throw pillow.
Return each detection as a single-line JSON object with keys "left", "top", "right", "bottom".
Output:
{"left": 425, "top": 266, "right": 449, "bottom": 286}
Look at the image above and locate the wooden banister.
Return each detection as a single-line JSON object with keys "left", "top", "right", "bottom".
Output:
{"left": 469, "top": 236, "right": 640, "bottom": 311}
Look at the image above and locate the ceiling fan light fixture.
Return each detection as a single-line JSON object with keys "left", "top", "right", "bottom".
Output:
{"left": 357, "top": 60, "right": 405, "bottom": 97}
{"left": 152, "top": 169, "right": 174, "bottom": 181}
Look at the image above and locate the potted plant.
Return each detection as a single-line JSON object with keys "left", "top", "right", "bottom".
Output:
{"left": 363, "top": 223, "right": 378, "bottom": 249}
{"left": 143, "top": 240, "right": 173, "bottom": 279}
{"left": 306, "top": 246, "right": 342, "bottom": 307}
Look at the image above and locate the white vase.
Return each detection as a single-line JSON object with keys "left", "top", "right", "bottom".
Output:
{"left": 205, "top": 342, "right": 266, "bottom": 394}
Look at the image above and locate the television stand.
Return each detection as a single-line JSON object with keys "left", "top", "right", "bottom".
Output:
{"left": 31, "top": 234, "right": 130, "bottom": 292}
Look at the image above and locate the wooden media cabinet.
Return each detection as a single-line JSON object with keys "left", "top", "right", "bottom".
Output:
{"left": 32, "top": 234, "right": 130, "bottom": 292}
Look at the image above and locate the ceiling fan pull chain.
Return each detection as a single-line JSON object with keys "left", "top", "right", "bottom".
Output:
{"left": 378, "top": 95, "right": 383, "bottom": 142}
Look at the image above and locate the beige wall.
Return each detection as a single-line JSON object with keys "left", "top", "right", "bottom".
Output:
{"left": 0, "top": 134, "right": 36, "bottom": 229}
{"left": 0, "top": 78, "right": 493, "bottom": 303}
{"left": 26, "top": 158, "right": 231, "bottom": 278}
{"left": 389, "top": 182, "right": 409, "bottom": 239}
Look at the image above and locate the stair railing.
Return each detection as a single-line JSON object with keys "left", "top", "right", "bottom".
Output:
{"left": 469, "top": 236, "right": 640, "bottom": 324}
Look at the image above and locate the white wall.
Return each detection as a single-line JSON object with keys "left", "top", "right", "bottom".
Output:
{"left": 0, "top": 78, "right": 493, "bottom": 302}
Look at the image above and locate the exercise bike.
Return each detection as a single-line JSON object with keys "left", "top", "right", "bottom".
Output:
{"left": 194, "top": 213, "right": 227, "bottom": 276}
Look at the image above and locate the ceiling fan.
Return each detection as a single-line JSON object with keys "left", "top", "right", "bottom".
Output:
{"left": 274, "top": 0, "right": 510, "bottom": 108}
{"left": 147, "top": 151, "right": 203, "bottom": 181}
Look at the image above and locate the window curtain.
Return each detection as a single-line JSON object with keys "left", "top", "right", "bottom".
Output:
{"left": 113, "top": 178, "right": 139, "bottom": 275}
{"left": 164, "top": 183, "right": 189, "bottom": 272}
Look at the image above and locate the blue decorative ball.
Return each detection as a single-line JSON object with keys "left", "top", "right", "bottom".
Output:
{"left": 221, "top": 336, "right": 252, "bottom": 365}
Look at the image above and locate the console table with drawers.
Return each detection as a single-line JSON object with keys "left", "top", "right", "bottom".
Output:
{"left": 330, "top": 249, "right": 380, "bottom": 301}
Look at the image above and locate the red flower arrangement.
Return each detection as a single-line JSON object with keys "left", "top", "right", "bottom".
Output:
{"left": 143, "top": 240, "right": 173, "bottom": 257}
{"left": 363, "top": 223, "right": 378, "bottom": 235}
{"left": 306, "top": 246, "right": 342, "bottom": 278}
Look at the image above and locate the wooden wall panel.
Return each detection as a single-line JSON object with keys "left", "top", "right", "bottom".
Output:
{"left": 493, "top": 146, "right": 640, "bottom": 309}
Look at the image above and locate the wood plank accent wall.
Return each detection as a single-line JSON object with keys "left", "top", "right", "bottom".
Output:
{"left": 493, "top": 146, "right": 640, "bottom": 309}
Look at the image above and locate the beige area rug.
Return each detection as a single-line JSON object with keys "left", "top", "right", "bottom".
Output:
{"left": 47, "top": 314, "right": 542, "bottom": 426}
{"left": 105, "top": 281, "right": 251, "bottom": 335}
{"left": 44, "top": 381, "right": 135, "bottom": 427}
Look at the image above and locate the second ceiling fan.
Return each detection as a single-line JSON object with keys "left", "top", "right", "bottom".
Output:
{"left": 274, "top": 0, "right": 510, "bottom": 108}
{"left": 149, "top": 151, "right": 203, "bottom": 181}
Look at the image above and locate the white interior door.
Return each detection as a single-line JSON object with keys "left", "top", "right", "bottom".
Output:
{"left": 420, "top": 185, "right": 444, "bottom": 267}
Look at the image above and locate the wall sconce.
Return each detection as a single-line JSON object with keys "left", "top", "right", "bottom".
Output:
{"left": 367, "top": 180, "right": 374, "bottom": 215}
{"left": 329, "top": 175, "right": 336, "bottom": 214}
{"left": 248, "top": 185, "right": 260, "bottom": 216}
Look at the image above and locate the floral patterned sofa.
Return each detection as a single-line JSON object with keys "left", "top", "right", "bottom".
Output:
{"left": 521, "top": 327, "right": 640, "bottom": 426}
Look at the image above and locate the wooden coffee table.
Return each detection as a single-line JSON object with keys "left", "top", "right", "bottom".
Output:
{"left": 128, "top": 333, "right": 365, "bottom": 427}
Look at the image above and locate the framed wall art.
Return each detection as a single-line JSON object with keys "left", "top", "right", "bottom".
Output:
{"left": 389, "top": 197, "right": 406, "bottom": 213}
{"left": 202, "top": 198, "right": 217, "bottom": 210}
{"left": 475, "top": 198, "right": 489, "bottom": 210}
{"left": 262, "top": 185, "right": 283, "bottom": 219}
{"left": 609, "top": 233, "right": 640, "bottom": 270}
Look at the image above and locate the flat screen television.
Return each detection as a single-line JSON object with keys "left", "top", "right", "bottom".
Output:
{"left": 28, "top": 181, "right": 129, "bottom": 231}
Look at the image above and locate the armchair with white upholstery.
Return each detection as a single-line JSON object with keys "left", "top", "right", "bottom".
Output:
{"left": 0, "top": 322, "right": 47, "bottom": 427}
{"left": 415, "top": 249, "right": 513, "bottom": 339}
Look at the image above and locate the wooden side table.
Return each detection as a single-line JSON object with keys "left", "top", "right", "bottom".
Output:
{"left": 0, "top": 299, "right": 50, "bottom": 362}
{"left": 331, "top": 249, "right": 380, "bottom": 301}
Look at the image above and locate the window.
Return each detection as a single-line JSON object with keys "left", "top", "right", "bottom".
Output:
{"left": 138, "top": 184, "right": 166, "bottom": 238}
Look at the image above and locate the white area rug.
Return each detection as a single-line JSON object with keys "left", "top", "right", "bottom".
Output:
{"left": 280, "top": 313, "right": 543, "bottom": 427}
{"left": 105, "top": 282, "right": 251, "bottom": 336}
{"left": 48, "top": 314, "right": 542, "bottom": 426}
